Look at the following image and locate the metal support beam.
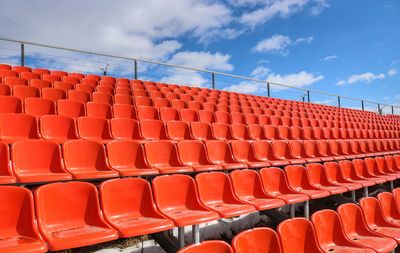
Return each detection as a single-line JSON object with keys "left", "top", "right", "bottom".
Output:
{"left": 364, "top": 187, "right": 368, "bottom": 197}
{"left": 351, "top": 190, "right": 356, "bottom": 203}
{"left": 390, "top": 181, "right": 394, "bottom": 190}
{"left": 192, "top": 225, "right": 200, "bottom": 244}
{"left": 337, "top": 96, "right": 341, "bottom": 107}
{"left": 307, "top": 90, "right": 310, "bottom": 102}
{"left": 361, "top": 100, "right": 365, "bottom": 111}
{"left": 267, "top": 82, "right": 271, "bottom": 97}
{"left": 211, "top": 73, "right": 216, "bottom": 89}
{"left": 178, "top": 227, "right": 185, "bottom": 249}
{"left": 290, "top": 204, "right": 295, "bottom": 218}
{"left": 304, "top": 200, "right": 310, "bottom": 219}
{"left": 392, "top": 106, "right": 395, "bottom": 115}
{"left": 20, "top": 43, "right": 25, "bottom": 66}
{"left": 134, "top": 60, "right": 138, "bottom": 80}
{"left": 378, "top": 104, "right": 381, "bottom": 115}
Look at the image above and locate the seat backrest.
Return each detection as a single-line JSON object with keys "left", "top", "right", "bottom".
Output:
{"left": 139, "top": 119, "right": 168, "bottom": 140}
{"left": 311, "top": 210, "right": 349, "bottom": 248}
{"left": 12, "top": 85, "right": 39, "bottom": 100}
{"left": 377, "top": 192, "right": 400, "bottom": 219}
{"left": 215, "top": 111, "right": 230, "bottom": 124}
{"left": 86, "top": 102, "right": 113, "bottom": 119}
{"left": 285, "top": 165, "right": 313, "bottom": 189}
{"left": 106, "top": 140, "right": 149, "bottom": 169}
{"left": 24, "top": 97, "right": 56, "bottom": 117}
{"left": 190, "top": 122, "right": 214, "bottom": 141}
{"left": 264, "top": 125, "right": 278, "bottom": 140}
{"left": 77, "top": 116, "right": 112, "bottom": 140}
{"left": 252, "top": 140, "right": 274, "bottom": 161}
{"left": 152, "top": 174, "right": 206, "bottom": 211}
{"left": 196, "top": 172, "right": 239, "bottom": 205}
{"left": 144, "top": 141, "right": 182, "bottom": 167}
{"left": 206, "top": 140, "right": 236, "bottom": 164}
{"left": 68, "top": 90, "right": 91, "bottom": 103}
{"left": 306, "top": 163, "right": 331, "bottom": 186}
{"left": 212, "top": 123, "right": 234, "bottom": 140}
{"left": 177, "top": 140, "right": 211, "bottom": 166}
{"left": 160, "top": 107, "right": 179, "bottom": 121}
{"left": 0, "top": 113, "right": 39, "bottom": 141}
{"left": 110, "top": 118, "right": 142, "bottom": 140}
{"left": 166, "top": 121, "right": 192, "bottom": 141}
{"left": 231, "top": 140, "right": 258, "bottom": 162}
{"left": 337, "top": 203, "right": 370, "bottom": 236}
{"left": 359, "top": 197, "right": 388, "bottom": 227}
{"left": 248, "top": 124, "right": 266, "bottom": 140}
{"left": 178, "top": 241, "right": 233, "bottom": 253}
{"left": 230, "top": 170, "right": 266, "bottom": 199}
{"left": 179, "top": 109, "right": 199, "bottom": 122}
{"left": 231, "top": 124, "right": 250, "bottom": 140}
{"left": 272, "top": 140, "right": 291, "bottom": 160}
{"left": 277, "top": 218, "right": 323, "bottom": 253}
{"left": 112, "top": 104, "right": 137, "bottom": 119}
{"left": 259, "top": 167, "right": 294, "bottom": 195}
{"left": 0, "top": 96, "right": 22, "bottom": 113}
{"left": 92, "top": 92, "right": 113, "bottom": 104}
{"left": 232, "top": 228, "right": 282, "bottom": 253}
{"left": 57, "top": 99, "right": 85, "bottom": 119}
{"left": 40, "top": 115, "right": 78, "bottom": 141}
{"left": 137, "top": 106, "right": 159, "bottom": 120}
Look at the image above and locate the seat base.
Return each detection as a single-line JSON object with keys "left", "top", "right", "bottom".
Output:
{"left": 109, "top": 216, "right": 174, "bottom": 238}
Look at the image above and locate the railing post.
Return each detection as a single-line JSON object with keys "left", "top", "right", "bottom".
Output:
{"left": 307, "top": 90, "right": 310, "bottom": 102}
{"left": 211, "top": 73, "right": 216, "bottom": 89}
{"left": 267, "top": 82, "right": 271, "bottom": 97}
{"left": 134, "top": 60, "right": 138, "bottom": 80}
{"left": 337, "top": 96, "right": 341, "bottom": 107}
{"left": 361, "top": 100, "right": 365, "bottom": 111}
{"left": 392, "top": 106, "right": 394, "bottom": 115}
{"left": 20, "top": 43, "right": 25, "bottom": 66}
{"left": 378, "top": 104, "right": 381, "bottom": 115}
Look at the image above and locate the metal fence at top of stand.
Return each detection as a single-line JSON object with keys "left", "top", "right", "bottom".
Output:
{"left": 0, "top": 37, "right": 399, "bottom": 115}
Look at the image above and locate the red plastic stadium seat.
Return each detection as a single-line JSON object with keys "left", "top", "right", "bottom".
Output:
{"left": 315, "top": 140, "right": 336, "bottom": 162}
{"left": 338, "top": 203, "right": 398, "bottom": 252}
{"left": 195, "top": 172, "right": 256, "bottom": 217}
{"left": 311, "top": 210, "right": 375, "bottom": 253}
{"left": 0, "top": 186, "right": 47, "bottom": 252}
{"left": 34, "top": 182, "right": 118, "bottom": 251}
{"left": 152, "top": 174, "right": 219, "bottom": 227}
{"left": 177, "top": 140, "right": 222, "bottom": 172}
{"left": 92, "top": 92, "right": 113, "bottom": 104}
{"left": 178, "top": 241, "right": 233, "bottom": 253}
{"left": 212, "top": 123, "right": 235, "bottom": 141}
{"left": 252, "top": 140, "right": 290, "bottom": 166}
{"left": 12, "top": 140, "right": 72, "bottom": 183}
{"left": 63, "top": 140, "right": 119, "bottom": 179}
{"left": 33, "top": 68, "right": 50, "bottom": 75}
{"left": 324, "top": 162, "right": 365, "bottom": 191}
{"left": 365, "top": 158, "right": 397, "bottom": 182}
{"left": 289, "top": 140, "right": 321, "bottom": 163}
{"left": 0, "top": 141, "right": 16, "bottom": 184}
{"left": 110, "top": 118, "right": 143, "bottom": 141}
{"left": 285, "top": 165, "right": 330, "bottom": 199}
{"left": 13, "top": 66, "right": 32, "bottom": 73}
{"left": 338, "top": 160, "right": 376, "bottom": 188}
{"left": 190, "top": 122, "right": 215, "bottom": 141}
{"left": 40, "top": 115, "right": 79, "bottom": 144}
{"left": 160, "top": 107, "right": 180, "bottom": 121}
{"left": 139, "top": 119, "right": 169, "bottom": 141}
{"left": 112, "top": 104, "right": 137, "bottom": 119}
{"left": 99, "top": 178, "right": 173, "bottom": 238}
{"left": 166, "top": 121, "right": 193, "bottom": 141}
{"left": 0, "top": 95, "right": 22, "bottom": 113}
{"left": 0, "top": 113, "right": 40, "bottom": 143}
{"left": 230, "top": 170, "right": 285, "bottom": 210}
{"left": 76, "top": 83, "right": 95, "bottom": 93}
{"left": 232, "top": 227, "right": 283, "bottom": 253}
{"left": 378, "top": 192, "right": 400, "bottom": 226}
{"left": 77, "top": 116, "right": 113, "bottom": 143}
{"left": 360, "top": 197, "right": 400, "bottom": 243}
{"left": 13, "top": 85, "right": 40, "bottom": 100}
{"left": 86, "top": 102, "right": 113, "bottom": 119}
{"left": 305, "top": 163, "right": 348, "bottom": 195}
{"left": 180, "top": 109, "right": 199, "bottom": 122}
{"left": 68, "top": 90, "right": 91, "bottom": 103}
{"left": 114, "top": 94, "right": 133, "bottom": 105}
{"left": 57, "top": 99, "right": 85, "bottom": 119}
{"left": 206, "top": 140, "right": 248, "bottom": 170}
{"left": 144, "top": 141, "right": 193, "bottom": 174}
{"left": 277, "top": 218, "right": 324, "bottom": 253}
{"left": 24, "top": 97, "right": 56, "bottom": 117}
{"left": 198, "top": 110, "right": 215, "bottom": 123}
{"left": 30, "top": 79, "right": 52, "bottom": 90}
{"left": 106, "top": 140, "right": 158, "bottom": 176}
{"left": 137, "top": 106, "right": 159, "bottom": 120}
{"left": 0, "top": 84, "right": 11, "bottom": 95}
{"left": 41, "top": 87, "right": 66, "bottom": 102}
{"left": 272, "top": 140, "right": 306, "bottom": 164}
{"left": 352, "top": 159, "right": 387, "bottom": 184}
{"left": 231, "top": 140, "right": 271, "bottom": 168}
{"left": 53, "top": 82, "right": 75, "bottom": 92}
{"left": 0, "top": 64, "right": 12, "bottom": 70}
{"left": 4, "top": 76, "right": 28, "bottom": 87}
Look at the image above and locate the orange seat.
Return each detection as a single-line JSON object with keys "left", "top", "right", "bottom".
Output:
{"left": 0, "top": 84, "right": 11, "bottom": 95}
{"left": 110, "top": 118, "right": 144, "bottom": 141}
{"left": 180, "top": 109, "right": 199, "bottom": 122}
{"left": 177, "top": 140, "right": 222, "bottom": 172}
{"left": 272, "top": 140, "right": 306, "bottom": 164}
{"left": 289, "top": 140, "right": 321, "bottom": 163}
{"left": 231, "top": 140, "right": 271, "bottom": 168}
{"left": 324, "top": 162, "right": 364, "bottom": 191}
{"left": 178, "top": 241, "right": 233, "bottom": 253}
{"left": 57, "top": 99, "right": 85, "bottom": 119}
{"left": 137, "top": 106, "right": 159, "bottom": 120}
{"left": 77, "top": 116, "right": 113, "bottom": 143}
{"left": 190, "top": 122, "right": 216, "bottom": 141}
{"left": 24, "top": 97, "right": 56, "bottom": 117}
{"left": 0, "top": 64, "right": 12, "bottom": 70}
{"left": 41, "top": 87, "right": 66, "bottom": 102}
{"left": 305, "top": 163, "right": 348, "bottom": 195}
{"left": 248, "top": 124, "right": 267, "bottom": 140}
{"left": 92, "top": 92, "right": 113, "bottom": 104}
{"left": 12, "top": 140, "right": 72, "bottom": 183}
{"left": 206, "top": 140, "right": 248, "bottom": 170}
{"left": 338, "top": 203, "right": 398, "bottom": 253}
{"left": 252, "top": 140, "right": 290, "bottom": 166}
{"left": 160, "top": 107, "right": 180, "bottom": 121}
{"left": 12, "top": 85, "right": 40, "bottom": 100}
{"left": 365, "top": 157, "right": 397, "bottom": 182}
{"left": 0, "top": 95, "right": 22, "bottom": 113}
{"left": 230, "top": 170, "right": 285, "bottom": 210}
{"left": 40, "top": 115, "right": 79, "bottom": 144}
{"left": 0, "top": 186, "right": 47, "bottom": 253}
{"left": 353, "top": 159, "right": 387, "bottom": 184}
{"left": 152, "top": 174, "right": 219, "bottom": 227}
{"left": 196, "top": 172, "right": 256, "bottom": 217}
{"left": 53, "top": 82, "right": 75, "bottom": 92}
{"left": 86, "top": 102, "right": 113, "bottom": 119}
{"left": 285, "top": 165, "right": 331, "bottom": 199}
{"left": 338, "top": 160, "right": 376, "bottom": 187}
{"left": 63, "top": 140, "right": 119, "bottom": 180}
{"left": 35, "top": 182, "right": 118, "bottom": 251}
{"left": 0, "top": 113, "right": 40, "bottom": 143}
{"left": 378, "top": 192, "right": 400, "bottom": 226}
{"left": 99, "top": 178, "right": 173, "bottom": 237}
{"left": 166, "top": 121, "right": 194, "bottom": 141}
{"left": 114, "top": 94, "right": 133, "bottom": 105}
{"left": 311, "top": 210, "right": 375, "bottom": 253}
{"left": 0, "top": 141, "right": 16, "bottom": 184}
{"left": 30, "top": 79, "right": 52, "bottom": 90}
{"left": 360, "top": 197, "right": 400, "bottom": 243}
{"left": 198, "top": 110, "right": 215, "bottom": 123}
{"left": 232, "top": 227, "right": 282, "bottom": 253}
{"left": 67, "top": 90, "right": 91, "bottom": 103}
{"left": 106, "top": 140, "right": 158, "bottom": 176}
{"left": 375, "top": 156, "right": 400, "bottom": 178}
{"left": 277, "top": 218, "right": 324, "bottom": 253}
{"left": 139, "top": 119, "right": 169, "bottom": 140}
{"left": 144, "top": 141, "right": 193, "bottom": 174}
{"left": 112, "top": 104, "right": 137, "bottom": 119}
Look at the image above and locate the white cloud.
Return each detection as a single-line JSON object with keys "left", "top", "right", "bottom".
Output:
{"left": 310, "top": 0, "right": 330, "bottom": 16}
{"left": 322, "top": 55, "right": 338, "bottom": 61}
{"left": 253, "top": 34, "right": 313, "bottom": 54}
{"left": 267, "top": 71, "right": 324, "bottom": 89}
{"left": 388, "top": 68, "right": 399, "bottom": 77}
{"left": 395, "top": 94, "right": 400, "bottom": 100}
{"left": 240, "top": 0, "right": 309, "bottom": 27}
{"left": 337, "top": 72, "right": 386, "bottom": 85}
{"left": 251, "top": 66, "right": 270, "bottom": 79}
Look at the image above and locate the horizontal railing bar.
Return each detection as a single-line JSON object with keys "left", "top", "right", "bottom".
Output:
{"left": 0, "top": 37, "right": 398, "bottom": 109}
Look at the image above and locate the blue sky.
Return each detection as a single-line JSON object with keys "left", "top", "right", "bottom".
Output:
{"left": 0, "top": 0, "right": 399, "bottom": 112}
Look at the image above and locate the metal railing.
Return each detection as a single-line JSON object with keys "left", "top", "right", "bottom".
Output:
{"left": 0, "top": 37, "right": 399, "bottom": 115}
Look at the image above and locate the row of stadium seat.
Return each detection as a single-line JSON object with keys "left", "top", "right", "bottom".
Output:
{"left": 179, "top": 190, "right": 400, "bottom": 252}
{"left": 3, "top": 166, "right": 400, "bottom": 252}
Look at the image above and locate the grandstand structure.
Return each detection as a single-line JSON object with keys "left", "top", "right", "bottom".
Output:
{"left": 0, "top": 39, "right": 400, "bottom": 253}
